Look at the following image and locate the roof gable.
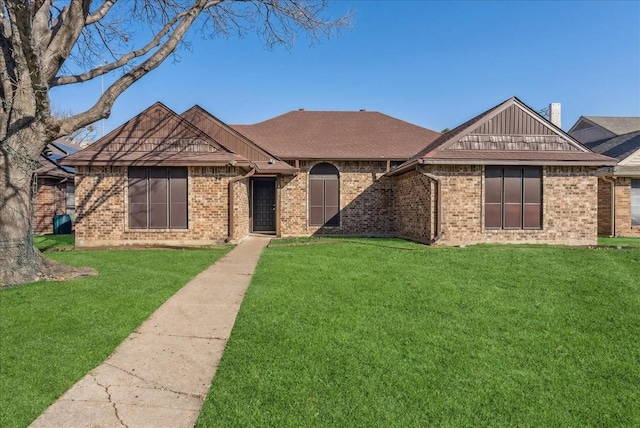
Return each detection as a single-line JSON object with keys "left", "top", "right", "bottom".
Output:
{"left": 181, "top": 106, "right": 275, "bottom": 162}
{"left": 390, "top": 97, "right": 616, "bottom": 174}
{"left": 61, "top": 103, "right": 255, "bottom": 167}
{"left": 80, "top": 102, "right": 229, "bottom": 155}
{"left": 619, "top": 147, "right": 640, "bottom": 166}
{"left": 435, "top": 97, "right": 587, "bottom": 153}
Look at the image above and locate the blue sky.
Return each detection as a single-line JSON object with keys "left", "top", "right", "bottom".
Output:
{"left": 50, "top": 0, "right": 640, "bottom": 136}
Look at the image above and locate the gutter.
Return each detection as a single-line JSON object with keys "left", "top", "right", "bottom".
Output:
{"left": 227, "top": 168, "right": 256, "bottom": 243}
{"left": 416, "top": 165, "right": 442, "bottom": 243}
{"left": 601, "top": 176, "right": 615, "bottom": 237}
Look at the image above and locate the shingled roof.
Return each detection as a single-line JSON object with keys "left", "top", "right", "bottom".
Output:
{"left": 389, "top": 97, "right": 616, "bottom": 175}
{"left": 584, "top": 131, "right": 640, "bottom": 161}
{"left": 232, "top": 110, "right": 441, "bottom": 160}
{"left": 581, "top": 117, "right": 640, "bottom": 136}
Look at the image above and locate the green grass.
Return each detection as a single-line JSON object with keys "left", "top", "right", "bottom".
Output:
{"left": 33, "top": 234, "right": 75, "bottom": 251}
{"left": 198, "top": 240, "right": 640, "bottom": 427}
{"left": 598, "top": 236, "right": 640, "bottom": 247}
{"left": 0, "top": 247, "right": 231, "bottom": 428}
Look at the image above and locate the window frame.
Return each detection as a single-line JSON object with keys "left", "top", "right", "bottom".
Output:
{"left": 65, "top": 182, "right": 75, "bottom": 222}
{"left": 128, "top": 167, "right": 188, "bottom": 230}
{"left": 484, "top": 166, "right": 542, "bottom": 230}
{"left": 631, "top": 179, "right": 640, "bottom": 226}
{"left": 308, "top": 162, "right": 340, "bottom": 227}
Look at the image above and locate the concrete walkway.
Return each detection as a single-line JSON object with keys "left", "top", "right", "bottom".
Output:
{"left": 30, "top": 235, "right": 271, "bottom": 428}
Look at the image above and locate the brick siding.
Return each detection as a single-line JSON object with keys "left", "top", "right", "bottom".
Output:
{"left": 394, "top": 170, "right": 434, "bottom": 243}
{"left": 75, "top": 162, "right": 603, "bottom": 247}
{"left": 74, "top": 166, "right": 243, "bottom": 247}
{"left": 34, "top": 178, "right": 67, "bottom": 235}
{"left": 394, "top": 165, "right": 600, "bottom": 246}
{"left": 232, "top": 178, "right": 251, "bottom": 241}
{"left": 597, "top": 177, "right": 613, "bottom": 236}
{"left": 612, "top": 178, "right": 640, "bottom": 237}
{"left": 279, "top": 161, "right": 395, "bottom": 237}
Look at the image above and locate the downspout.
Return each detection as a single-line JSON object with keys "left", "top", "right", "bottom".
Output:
{"left": 227, "top": 167, "right": 256, "bottom": 243}
{"left": 416, "top": 165, "right": 442, "bottom": 243}
{"left": 601, "top": 175, "right": 615, "bottom": 237}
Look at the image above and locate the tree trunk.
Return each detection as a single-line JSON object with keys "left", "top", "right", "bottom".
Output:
{"left": 1, "top": 142, "right": 44, "bottom": 286}
{"left": 0, "top": 127, "right": 95, "bottom": 286}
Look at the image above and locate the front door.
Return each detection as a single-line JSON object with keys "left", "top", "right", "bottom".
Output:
{"left": 252, "top": 179, "right": 276, "bottom": 233}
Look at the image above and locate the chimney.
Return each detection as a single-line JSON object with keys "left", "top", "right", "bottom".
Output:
{"left": 549, "top": 103, "right": 561, "bottom": 128}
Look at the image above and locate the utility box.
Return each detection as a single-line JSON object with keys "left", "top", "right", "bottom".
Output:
{"left": 53, "top": 214, "right": 72, "bottom": 234}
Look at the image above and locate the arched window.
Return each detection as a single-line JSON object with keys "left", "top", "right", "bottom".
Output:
{"left": 309, "top": 163, "right": 340, "bottom": 226}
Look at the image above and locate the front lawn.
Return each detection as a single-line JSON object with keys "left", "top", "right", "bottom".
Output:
{"left": 198, "top": 240, "right": 640, "bottom": 427}
{"left": 0, "top": 247, "right": 230, "bottom": 428}
{"left": 598, "top": 236, "right": 640, "bottom": 247}
{"left": 33, "top": 233, "right": 75, "bottom": 251}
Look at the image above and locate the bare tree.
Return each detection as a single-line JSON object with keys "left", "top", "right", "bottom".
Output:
{"left": 0, "top": 0, "right": 350, "bottom": 286}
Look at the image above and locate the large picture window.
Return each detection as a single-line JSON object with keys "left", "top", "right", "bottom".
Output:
{"left": 309, "top": 163, "right": 340, "bottom": 226}
{"left": 128, "top": 167, "right": 188, "bottom": 229}
{"left": 485, "top": 166, "right": 542, "bottom": 230}
{"left": 632, "top": 179, "right": 640, "bottom": 226}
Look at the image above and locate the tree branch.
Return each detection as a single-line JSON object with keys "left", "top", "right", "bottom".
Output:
{"left": 55, "top": 0, "right": 219, "bottom": 137}
{"left": 51, "top": 6, "right": 195, "bottom": 87}
{"left": 31, "top": 0, "right": 53, "bottom": 56}
{"left": 86, "top": 0, "right": 117, "bottom": 25}
{"left": 41, "top": 0, "right": 92, "bottom": 83}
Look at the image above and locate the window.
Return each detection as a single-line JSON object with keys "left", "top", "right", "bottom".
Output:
{"left": 128, "top": 167, "right": 188, "bottom": 229}
{"left": 632, "top": 179, "right": 640, "bottom": 226}
{"left": 309, "top": 163, "right": 340, "bottom": 226}
{"left": 390, "top": 161, "right": 404, "bottom": 170}
{"left": 485, "top": 166, "right": 542, "bottom": 229}
{"left": 65, "top": 183, "right": 75, "bottom": 222}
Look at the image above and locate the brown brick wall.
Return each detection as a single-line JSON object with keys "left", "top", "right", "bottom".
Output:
{"left": 436, "top": 165, "right": 484, "bottom": 243}
{"left": 395, "top": 165, "right": 600, "bottom": 246}
{"left": 75, "top": 166, "right": 244, "bottom": 247}
{"left": 394, "top": 169, "right": 434, "bottom": 242}
{"left": 232, "top": 178, "right": 251, "bottom": 241}
{"left": 34, "top": 178, "right": 67, "bottom": 235}
{"left": 75, "top": 162, "right": 604, "bottom": 247}
{"left": 613, "top": 177, "right": 640, "bottom": 237}
{"left": 597, "top": 177, "right": 613, "bottom": 236}
{"left": 279, "top": 161, "right": 395, "bottom": 236}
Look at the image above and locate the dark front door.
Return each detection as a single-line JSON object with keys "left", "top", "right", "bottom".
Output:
{"left": 252, "top": 179, "right": 276, "bottom": 232}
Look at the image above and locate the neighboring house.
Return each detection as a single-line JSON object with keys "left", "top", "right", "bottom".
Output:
{"left": 61, "top": 97, "right": 615, "bottom": 247}
{"left": 569, "top": 116, "right": 640, "bottom": 237}
{"left": 33, "top": 141, "right": 78, "bottom": 234}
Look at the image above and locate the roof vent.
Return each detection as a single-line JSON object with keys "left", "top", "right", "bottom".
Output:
{"left": 359, "top": 109, "right": 366, "bottom": 112}
{"left": 298, "top": 108, "right": 305, "bottom": 111}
